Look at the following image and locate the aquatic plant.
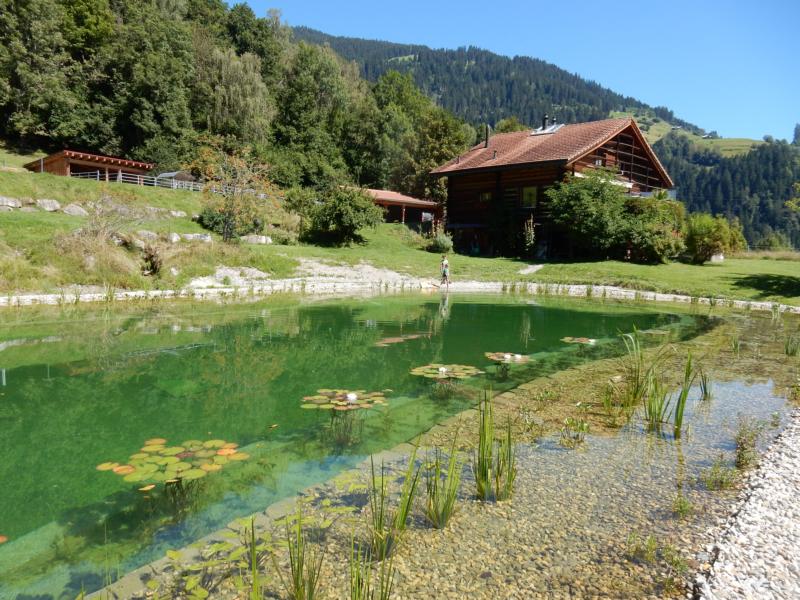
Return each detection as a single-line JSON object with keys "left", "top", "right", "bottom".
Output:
{"left": 559, "top": 416, "right": 589, "bottom": 448}
{"left": 643, "top": 376, "right": 672, "bottom": 433}
{"left": 734, "top": 416, "right": 763, "bottom": 469}
{"left": 409, "top": 364, "right": 483, "bottom": 380}
{"left": 730, "top": 334, "right": 741, "bottom": 358}
{"left": 367, "top": 448, "right": 420, "bottom": 561}
{"left": 301, "top": 389, "right": 389, "bottom": 411}
{"left": 423, "top": 440, "right": 462, "bottom": 529}
{"left": 484, "top": 352, "right": 529, "bottom": 379}
{"left": 473, "top": 389, "right": 516, "bottom": 501}
{"left": 770, "top": 412, "right": 781, "bottom": 428}
{"left": 698, "top": 368, "right": 713, "bottom": 401}
{"left": 673, "top": 352, "right": 696, "bottom": 439}
{"left": 519, "top": 408, "right": 546, "bottom": 442}
{"left": 784, "top": 334, "right": 800, "bottom": 356}
{"left": 349, "top": 537, "right": 396, "bottom": 600}
{"left": 699, "top": 454, "right": 737, "bottom": 490}
{"left": 671, "top": 492, "right": 693, "bottom": 519}
{"left": 97, "top": 437, "right": 249, "bottom": 488}
{"left": 277, "top": 509, "right": 324, "bottom": 600}
{"left": 322, "top": 410, "right": 365, "bottom": 449}
{"left": 625, "top": 532, "right": 658, "bottom": 564}
{"left": 620, "top": 330, "right": 663, "bottom": 408}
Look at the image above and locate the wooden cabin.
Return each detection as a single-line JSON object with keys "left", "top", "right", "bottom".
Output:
{"left": 365, "top": 188, "right": 441, "bottom": 226}
{"left": 431, "top": 117, "right": 673, "bottom": 256}
{"left": 24, "top": 150, "right": 154, "bottom": 179}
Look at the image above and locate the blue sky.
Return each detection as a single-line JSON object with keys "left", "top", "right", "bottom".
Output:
{"left": 247, "top": 1, "right": 798, "bottom": 140}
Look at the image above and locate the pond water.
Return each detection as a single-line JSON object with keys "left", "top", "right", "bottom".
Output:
{"left": 0, "top": 294, "right": 733, "bottom": 597}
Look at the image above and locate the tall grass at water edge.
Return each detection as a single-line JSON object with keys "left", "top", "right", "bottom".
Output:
{"left": 424, "top": 437, "right": 463, "bottom": 529}
{"left": 473, "top": 388, "right": 516, "bottom": 501}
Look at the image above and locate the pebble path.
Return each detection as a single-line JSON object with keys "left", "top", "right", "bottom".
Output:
{"left": 697, "top": 409, "right": 800, "bottom": 600}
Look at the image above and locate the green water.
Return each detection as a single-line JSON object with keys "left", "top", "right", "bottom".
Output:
{"left": 0, "top": 294, "right": 700, "bottom": 598}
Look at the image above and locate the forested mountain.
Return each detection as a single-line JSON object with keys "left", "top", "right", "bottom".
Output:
{"left": 655, "top": 134, "right": 800, "bottom": 248}
{"left": 292, "top": 27, "right": 703, "bottom": 134}
{"left": 294, "top": 27, "right": 800, "bottom": 247}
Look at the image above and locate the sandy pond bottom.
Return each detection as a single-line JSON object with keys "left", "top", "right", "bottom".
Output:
{"left": 287, "top": 381, "right": 786, "bottom": 600}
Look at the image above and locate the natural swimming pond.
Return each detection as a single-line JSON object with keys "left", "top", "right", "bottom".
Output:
{"left": 0, "top": 294, "right": 793, "bottom": 598}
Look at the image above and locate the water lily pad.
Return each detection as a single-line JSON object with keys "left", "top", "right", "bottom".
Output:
{"left": 561, "top": 336, "right": 596, "bottom": 345}
{"left": 181, "top": 440, "right": 203, "bottom": 448}
{"left": 113, "top": 465, "right": 136, "bottom": 475}
{"left": 410, "top": 363, "right": 483, "bottom": 380}
{"left": 485, "top": 351, "right": 530, "bottom": 364}
{"left": 150, "top": 472, "right": 170, "bottom": 482}
{"left": 123, "top": 471, "right": 148, "bottom": 482}
{"left": 319, "top": 404, "right": 334, "bottom": 410}
{"left": 157, "top": 456, "right": 180, "bottom": 465}
{"left": 159, "top": 446, "right": 185, "bottom": 456}
{"left": 201, "top": 463, "right": 222, "bottom": 472}
{"left": 228, "top": 452, "right": 249, "bottom": 461}
{"left": 221, "top": 442, "right": 238, "bottom": 449}
{"left": 145, "top": 438, "right": 167, "bottom": 445}
{"left": 203, "top": 439, "right": 226, "bottom": 449}
{"left": 169, "top": 462, "right": 192, "bottom": 472}
{"left": 138, "top": 484, "right": 156, "bottom": 492}
{"left": 180, "top": 469, "right": 207, "bottom": 480}
{"left": 213, "top": 456, "right": 229, "bottom": 465}
{"left": 194, "top": 449, "right": 216, "bottom": 458}
{"left": 301, "top": 404, "right": 318, "bottom": 409}
{"left": 96, "top": 462, "right": 119, "bottom": 471}
{"left": 129, "top": 452, "right": 150, "bottom": 460}
{"left": 217, "top": 447, "right": 237, "bottom": 456}
{"left": 141, "top": 444, "right": 165, "bottom": 453}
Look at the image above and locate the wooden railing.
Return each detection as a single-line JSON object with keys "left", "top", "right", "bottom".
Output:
{"left": 70, "top": 170, "right": 205, "bottom": 192}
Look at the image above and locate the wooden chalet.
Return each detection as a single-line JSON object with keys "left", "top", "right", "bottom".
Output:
{"left": 431, "top": 117, "right": 672, "bottom": 256}
{"left": 24, "top": 150, "right": 154, "bottom": 179}
{"left": 365, "top": 188, "right": 441, "bottom": 225}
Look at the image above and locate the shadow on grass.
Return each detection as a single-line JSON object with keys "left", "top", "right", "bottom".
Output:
{"left": 731, "top": 274, "right": 800, "bottom": 300}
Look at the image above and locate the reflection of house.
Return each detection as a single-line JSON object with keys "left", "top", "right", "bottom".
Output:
{"left": 431, "top": 117, "right": 672, "bottom": 255}
{"left": 24, "top": 150, "right": 153, "bottom": 180}
{"left": 365, "top": 188, "right": 441, "bottom": 225}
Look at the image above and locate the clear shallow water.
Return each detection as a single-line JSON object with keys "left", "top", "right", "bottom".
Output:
{"left": 0, "top": 295, "right": 700, "bottom": 597}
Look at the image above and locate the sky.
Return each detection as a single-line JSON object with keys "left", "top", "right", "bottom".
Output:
{"left": 247, "top": 0, "right": 799, "bottom": 141}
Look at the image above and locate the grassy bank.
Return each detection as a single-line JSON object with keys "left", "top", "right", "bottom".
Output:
{"left": 1, "top": 170, "right": 799, "bottom": 305}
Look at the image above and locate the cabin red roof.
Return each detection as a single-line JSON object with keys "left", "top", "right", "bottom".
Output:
{"left": 365, "top": 188, "right": 438, "bottom": 208}
{"left": 431, "top": 117, "right": 672, "bottom": 187}
{"left": 24, "top": 150, "right": 154, "bottom": 171}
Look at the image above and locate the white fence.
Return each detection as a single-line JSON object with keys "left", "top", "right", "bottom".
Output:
{"left": 70, "top": 170, "right": 205, "bottom": 192}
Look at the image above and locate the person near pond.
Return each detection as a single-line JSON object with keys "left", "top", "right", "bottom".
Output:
{"left": 440, "top": 254, "right": 450, "bottom": 289}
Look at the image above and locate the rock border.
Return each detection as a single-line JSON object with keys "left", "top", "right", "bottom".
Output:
{"left": 1, "top": 280, "right": 798, "bottom": 315}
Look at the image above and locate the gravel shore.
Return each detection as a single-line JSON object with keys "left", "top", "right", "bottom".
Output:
{"left": 697, "top": 409, "right": 800, "bottom": 600}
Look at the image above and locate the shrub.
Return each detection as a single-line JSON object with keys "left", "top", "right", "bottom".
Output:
{"left": 198, "top": 204, "right": 262, "bottom": 238}
{"left": 623, "top": 197, "right": 685, "bottom": 263}
{"left": 426, "top": 232, "right": 453, "bottom": 254}
{"left": 305, "top": 187, "right": 384, "bottom": 245}
{"left": 685, "top": 213, "right": 745, "bottom": 264}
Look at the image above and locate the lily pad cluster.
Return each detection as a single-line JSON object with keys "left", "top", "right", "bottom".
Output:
{"left": 410, "top": 364, "right": 483, "bottom": 380}
{"left": 301, "top": 389, "right": 390, "bottom": 411}
{"left": 97, "top": 437, "right": 249, "bottom": 489}
{"left": 561, "top": 336, "right": 597, "bottom": 345}
{"left": 485, "top": 352, "right": 530, "bottom": 364}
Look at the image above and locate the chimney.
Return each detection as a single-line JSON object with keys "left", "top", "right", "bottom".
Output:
{"left": 541, "top": 114, "right": 549, "bottom": 130}
{"left": 484, "top": 123, "right": 491, "bottom": 148}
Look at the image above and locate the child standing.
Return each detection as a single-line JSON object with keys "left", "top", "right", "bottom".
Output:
{"left": 440, "top": 254, "right": 450, "bottom": 289}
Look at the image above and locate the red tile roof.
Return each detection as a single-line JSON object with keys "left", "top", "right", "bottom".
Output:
{"left": 365, "top": 188, "right": 439, "bottom": 208}
{"left": 24, "top": 150, "right": 154, "bottom": 171}
{"left": 431, "top": 117, "right": 672, "bottom": 187}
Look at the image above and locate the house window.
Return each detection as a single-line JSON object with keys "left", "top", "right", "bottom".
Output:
{"left": 478, "top": 191, "right": 492, "bottom": 203}
{"left": 521, "top": 186, "right": 538, "bottom": 208}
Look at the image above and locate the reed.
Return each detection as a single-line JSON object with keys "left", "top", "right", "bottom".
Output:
{"left": 473, "top": 388, "right": 516, "bottom": 501}
{"left": 278, "top": 510, "right": 324, "bottom": 600}
{"left": 784, "top": 334, "right": 800, "bottom": 356}
{"left": 730, "top": 334, "right": 741, "bottom": 358}
{"left": 672, "top": 352, "right": 695, "bottom": 439}
{"left": 424, "top": 440, "right": 462, "bottom": 529}
{"left": 698, "top": 368, "right": 712, "bottom": 401}
{"left": 643, "top": 375, "right": 671, "bottom": 433}
{"left": 367, "top": 448, "right": 420, "bottom": 561}
{"left": 349, "top": 538, "right": 372, "bottom": 600}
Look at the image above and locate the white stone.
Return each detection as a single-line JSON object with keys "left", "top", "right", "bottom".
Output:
{"left": 181, "top": 233, "right": 212, "bottom": 243}
{"left": 710, "top": 253, "right": 725, "bottom": 263}
{"left": 167, "top": 232, "right": 181, "bottom": 244}
{"left": 169, "top": 210, "right": 187, "bottom": 218}
{"left": 0, "top": 205, "right": 12, "bottom": 212}
{"left": 241, "top": 234, "right": 272, "bottom": 245}
{"left": 137, "top": 230, "right": 158, "bottom": 240}
{"left": 19, "top": 206, "right": 38, "bottom": 212}
{"left": 36, "top": 198, "right": 61, "bottom": 212}
{"left": 62, "top": 203, "right": 89, "bottom": 217}
{"left": 0, "top": 196, "right": 21, "bottom": 208}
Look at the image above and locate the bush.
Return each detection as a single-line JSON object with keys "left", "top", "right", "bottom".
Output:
{"left": 623, "top": 197, "right": 685, "bottom": 263}
{"left": 686, "top": 213, "right": 745, "bottom": 263}
{"left": 198, "top": 204, "right": 262, "bottom": 238}
{"left": 426, "top": 232, "right": 453, "bottom": 253}
{"left": 304, "top": 186, "right": 384, "bottom": 245}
